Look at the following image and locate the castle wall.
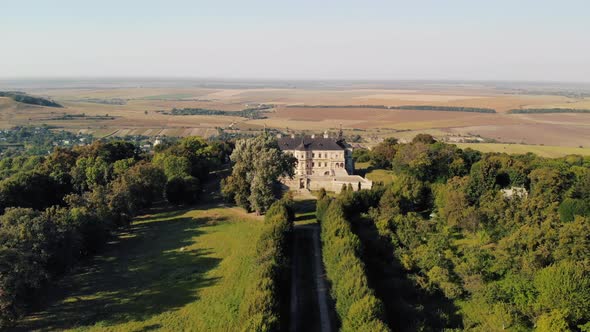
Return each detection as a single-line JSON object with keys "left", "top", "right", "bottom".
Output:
{"left": 282, "top": 175, "right": 372, "bottom": 193}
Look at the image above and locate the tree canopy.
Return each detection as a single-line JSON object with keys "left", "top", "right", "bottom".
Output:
{"left": 222, "top": 134, "right": 296, "bottom": 214}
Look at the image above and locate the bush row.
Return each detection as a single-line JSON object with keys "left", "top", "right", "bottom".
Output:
{"left": 319, "top": 197, "right": 390, "bottom": 331}
{"left": 240, "top": 199, "right": 293, "bottom": 331}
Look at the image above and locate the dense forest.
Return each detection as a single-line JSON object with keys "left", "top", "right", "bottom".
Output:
{"left": 331, "top": 134, "right": 590, "bottom": 331}
{"left": 508, "top": 108, "right": 590, "bottom": 114}
{"left": 287, "top": 104, "right": 496, "bottom": 113}
{"left": 0, "top": 91, "right": 63, "bottom": 108}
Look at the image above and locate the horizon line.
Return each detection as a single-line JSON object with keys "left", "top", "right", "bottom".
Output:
{"left": 1, "top": 76, "right": 590, "bottom": 85}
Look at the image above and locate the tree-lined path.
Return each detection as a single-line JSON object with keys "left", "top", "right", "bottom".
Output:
{"left": 290, "top": 195, "right": 338, "bottom": 332}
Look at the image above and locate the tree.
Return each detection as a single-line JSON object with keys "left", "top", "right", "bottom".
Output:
{"left": 554, "top": 216, "right": 590, "bottom": 261}
{"left": 70, "top": 157, "right": 111, "bottom": 192}
{"left": 370, "top": 137, "right": 398, "bottom": 169}
{"left": 534, "top": 260, "right": 590, "bottom": 324}
{"left": 153, "top": 154, "right": 192, "bottom": 180}
{"left": 222, "top": 134, "right": 296, "bottom": 213}
{"left": 392, "top": 142, "right": 433, "bottom": 180}
{"left": 0, "top": 172, "right": 64, "bottom": 212}
{"left": 412, "top": 133, "right": 436, "bottom": 144}
{"left": 108, "top": 162, "right": 166, "bottom": 222}
{"left": 558, "top": 198, "right": 590, "bottom": 222}
{"left": 352, "top": 148, "right": 371, "bottom": 163}
{"left": 529, "top": 167, "right": 572, "bottom": 203}
{"left": 165, "top": 176, "right": 201, "bottom": 205}
{"left": 0, "top": 208, "right": 52, "bottom": 326}
{"left": 535, "top": 310, "right": 570, "bottom": 332}
{"left": 465, "top": 158, "right": 502, "bottom": 204}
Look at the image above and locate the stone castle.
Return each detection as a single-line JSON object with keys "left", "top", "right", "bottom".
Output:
{"left": 277, "top": 131, "right": 372, "bottom": 193}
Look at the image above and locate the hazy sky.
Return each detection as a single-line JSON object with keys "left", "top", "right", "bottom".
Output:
{"left": 2, "top": 0, "right": 589, "bottom": 81}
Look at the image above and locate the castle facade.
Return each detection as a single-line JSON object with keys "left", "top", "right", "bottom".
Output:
{"left": 277, "top": 132, "right": 372, "bottom": 193}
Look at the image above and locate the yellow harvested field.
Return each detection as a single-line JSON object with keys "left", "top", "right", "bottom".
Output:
{"left": 354, "top": 93, "right": 487, "bottom": 102}
{"left": 455, "top": 143, "right": 590, "bottom": 158}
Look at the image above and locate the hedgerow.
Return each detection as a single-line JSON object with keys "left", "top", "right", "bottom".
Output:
{"left": 320, "top": 198, "right": 390, "bottom": 331}
{"left": 240, "top": 199, "right": 293, "bottom": 331}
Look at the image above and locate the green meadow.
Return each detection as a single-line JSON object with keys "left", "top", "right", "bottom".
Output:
{"left": 16, "top": 205, "right": 264, "bottom": 332}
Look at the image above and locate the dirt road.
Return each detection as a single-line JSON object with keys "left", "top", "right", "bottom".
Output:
{"left": 290, "top": 198, "right": 337, "bottom": 332}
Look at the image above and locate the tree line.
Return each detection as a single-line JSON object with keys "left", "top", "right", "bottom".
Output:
{"left": 345, "top": 134, "right": 590, "bottom": 331}
{"left": 164, "top": 104, "right": 274, "bottom": 119}
{"left": 508, "top": 108, "right": 590, "bottom": 114}
{"left": 0, "top": 137, "right": 231, "bottom": 328}
{"left": 0, "top": 91, "right": 63, "bottom": 108}
{"left": 287, "top": 104, "right": 496, "bottom": 113}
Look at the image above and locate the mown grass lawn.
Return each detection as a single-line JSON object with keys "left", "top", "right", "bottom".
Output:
{"left": 15, "top": 205, "right": 264, "bottom": 332}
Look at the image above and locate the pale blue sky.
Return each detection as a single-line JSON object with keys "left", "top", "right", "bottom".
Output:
{"left": 1, "top": 0, "right": 589, "bottom": 81}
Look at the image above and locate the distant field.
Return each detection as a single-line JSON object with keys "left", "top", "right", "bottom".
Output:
{"left": 16, "top": 205, "right": 264, "bottom": 332}
{"left": 2, "top": 85, "right": 590, "bottom": 148}
{"left": 455, "top": 143, "right": 590, "bottom": 158}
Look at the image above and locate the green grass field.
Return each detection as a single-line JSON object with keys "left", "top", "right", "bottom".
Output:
{"left": 365, "top": 169, "right": 396, "bottom": 185}
{"left": 16, "top": 205, "right": 264, "bottom": 332}
{"left": 355, "top": 162, "right": 396, "bottom": 185}
{"left": 455, "top": 143, "right": 590, "bottom": 158}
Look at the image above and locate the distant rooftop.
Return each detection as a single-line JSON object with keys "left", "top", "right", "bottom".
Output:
{"left": 277, "top": 135, "right": 346, "bottom": 151}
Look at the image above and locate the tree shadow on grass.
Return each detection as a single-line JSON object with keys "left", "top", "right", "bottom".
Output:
{"left": 12, "top": 214, "right": 225, "bottom": 331}
{"left": 293, "top": 199, "right": 316, "bottom": 214}
{"left": 293, "top": 199, "right": 318, "bottom": 223}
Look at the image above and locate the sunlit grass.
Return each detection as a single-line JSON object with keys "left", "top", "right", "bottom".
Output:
{"left": 16, "top": 206, "right": 264, "bottom": 332}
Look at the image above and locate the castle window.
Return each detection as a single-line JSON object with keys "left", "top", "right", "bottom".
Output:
{"left": 312, "top": 153, "right": 315, "bottom": 158}
{"left": 312, "top": 162, "right": 315, "bottom": 167}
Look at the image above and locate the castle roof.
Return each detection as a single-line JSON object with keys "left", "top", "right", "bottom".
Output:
{"left": 278, "top": 136, "right": 346, "bottom": 151}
